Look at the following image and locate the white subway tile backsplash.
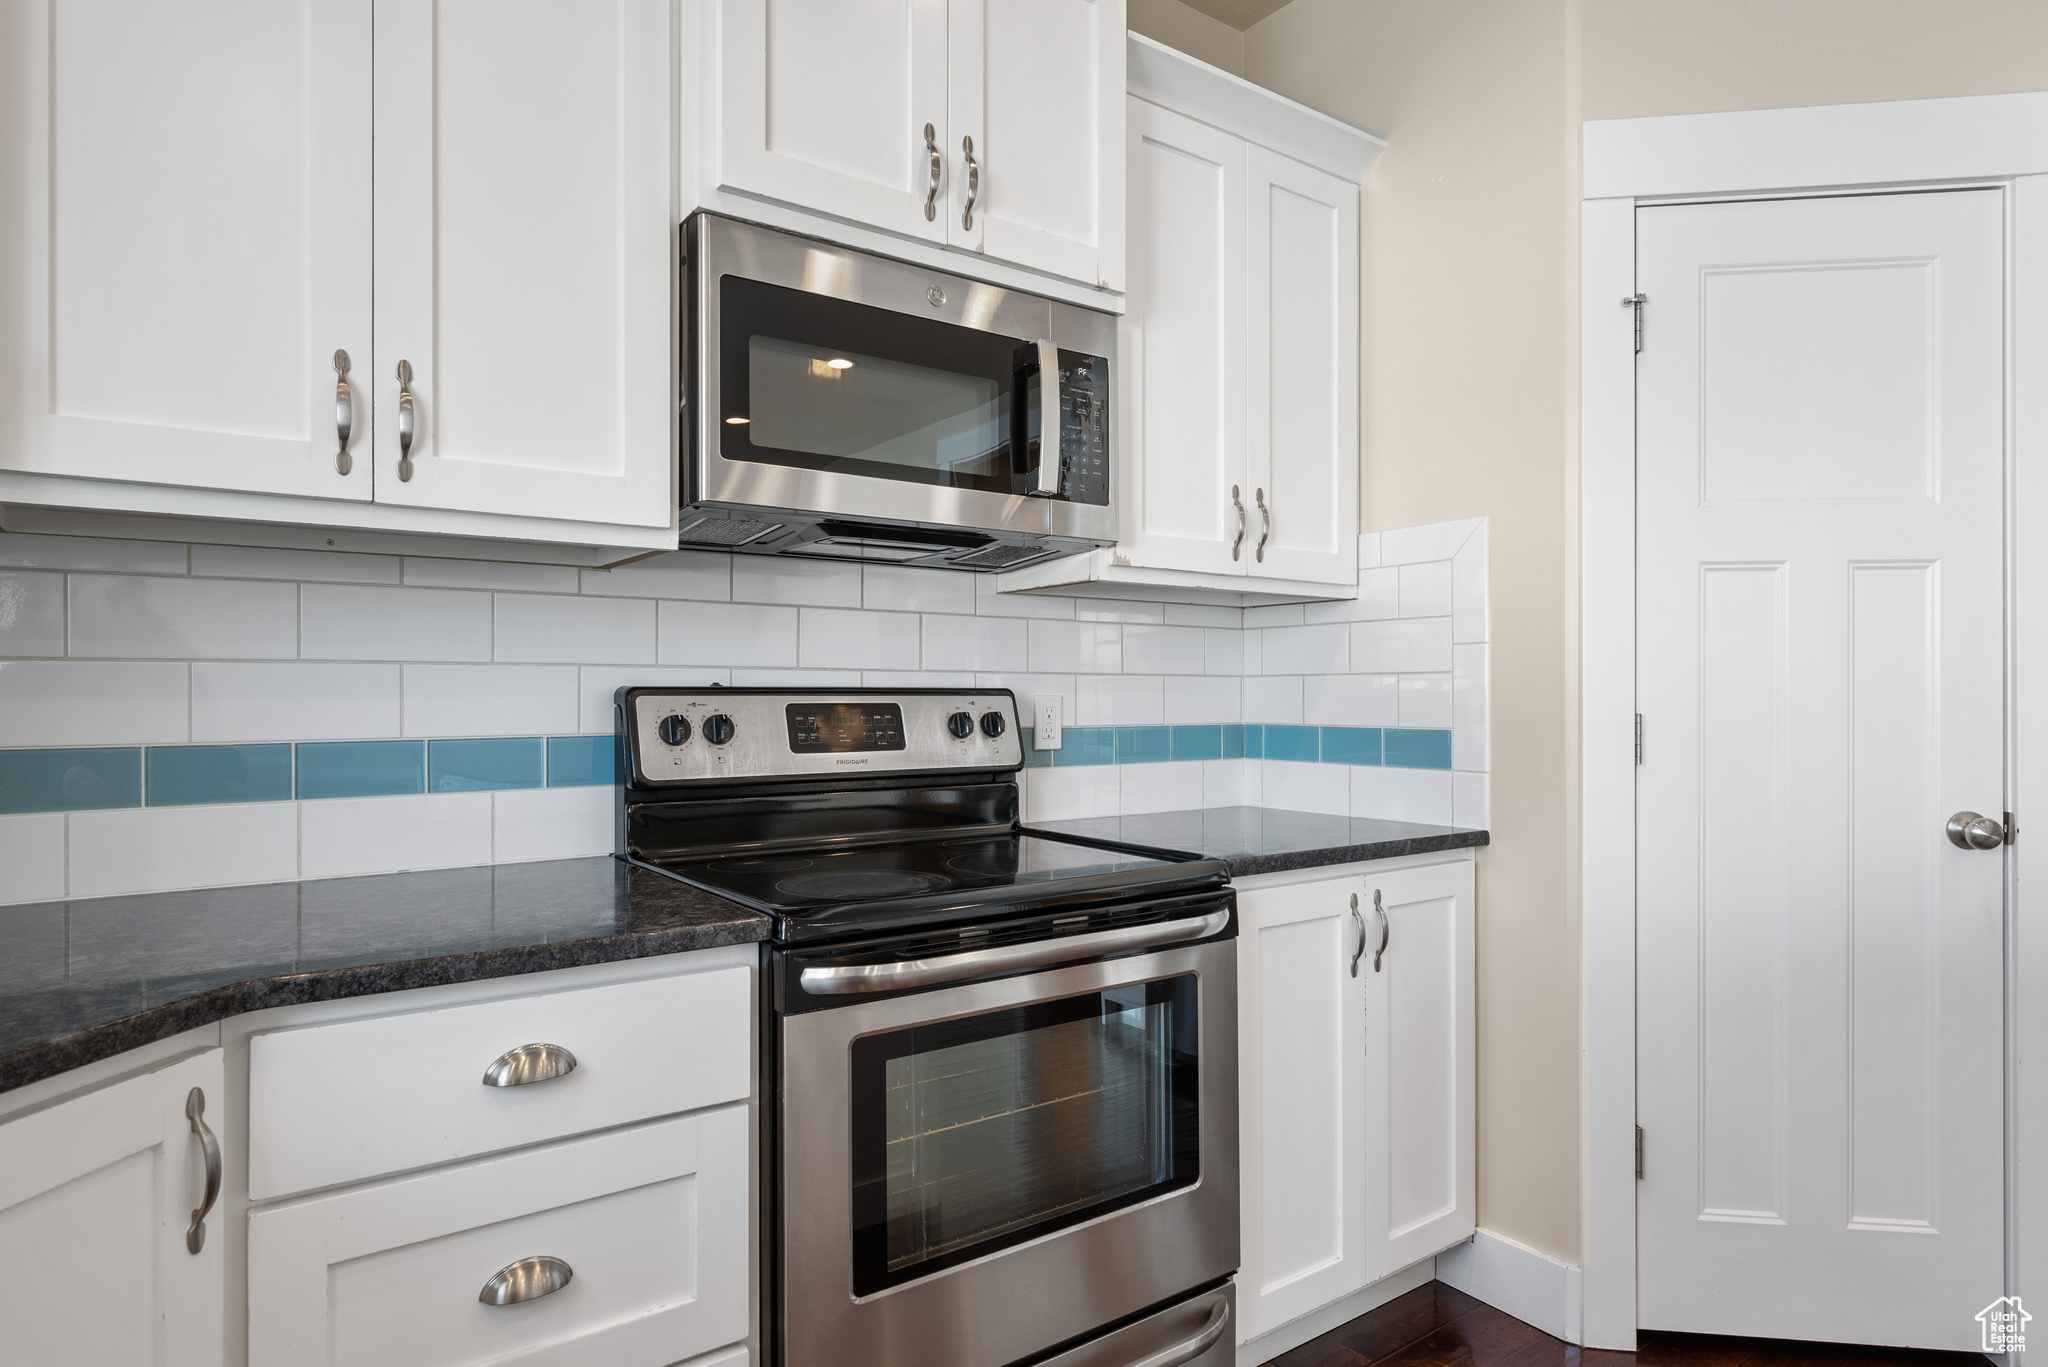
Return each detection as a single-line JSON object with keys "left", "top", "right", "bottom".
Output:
{"left": 976, "top": 576, "right": 1074, "bottom": 619}
{"left": 404, "top": 664, "right": 579, "bottom": 737}
{"left": 1203, "top": 758, "right": 1258, "bottom": 808}
{"left": 0, "top": 813, "right": 67, "bottom": 903}
{"left": 1076, "top": 600, "right": 1164, "bottom": 623}
{"left": 1350, "top": 766, "right": 1454, "bottom": 824}
{"left": 70, "top": 574, "right": 297, "bottom": 659}
{"left": 1242, "top": 603, "right": 1303, "bottom": 629}
{"left": 1379, "top": 517, "right": 1481, "bottom": 566}
{"left": 1453, "top": 525, "right": 1488, "bottom": 643}
{"left": 1304, "top": 673, "right": 1399, "bottom": 727}
{"left": 0, "top": 570, "right": 63, "bottom": 656}
{"left": 920, "top": 615, "right": 1027, "bottom": 672}
{"left": 193, "top": 662, "right": 400, "bottom": 742}
{"left": 403, "top": 557, "right": 579, "bottom": 592}
{"left": 191, "top": 545, "right": 398, "bottom": 585}
{"left": 1240, "top": 629, "right": 1263, "bottom": 676}
{"left": 733, "top": 556, "right": 861, "bottom": 607}
{"left": 580, "top": 551, "right": 731, "bottom": 601}
{"left": 300, "top": 793, "right": 493, "bottom": 880}
{"left": 1025, "top": 765, "right": 1119, "bottom": 821}
{"left": 1242, "top": 675, "right": 1304, "bottom": 724}
{"left": 1124, "top": 625, "right": 1205, "bottom": 675}
{"left": 493, "top": 786, "right": 613, "bottom": 863}
{"left": 1075, "top": 674, "right": 1163, "bottom": 726}
{"left": 862, "top": 565, "right": 975, "bottom": 614}
{"left": 1262, "top": 760, "right": 1350, "bottom": 816}
{"left": 1165, "top": 602, "right": 1243, "bottom": 628}
{"left": 1454, "top": 644, "right": 1488, "bottom": 770}
{"left": 1398, "top": 673, "right": 1454, "bottom": 728}
{"left": 659, "top": 601, "right": 797, "bottom": 666}
{"left": 1028, "top": 620, "right": 1123, "bottom": 674}
{"left": 0, "top": 532, "right": 187, "bottom": 574}
{"left": 1303, "top": 566, "right": 1399, "bottom": 623}
{"left": 800, "top": 608, "right": 920, "bottom": 669}
{"left": 1163, "top": 675, "right": 1240, "bottom": 724}
{"left": 730, "top": 668, "right": 864, "bottom": 686}
{"left": 1357, "top": 531, "right": 1382, "bottom": 570}
{"left": 1398, "top": 561, "right": 1452, "bottom": 618}
{"left": 301, "top": 585, "right": 492, "bottom": 662}
{"left": 1351, "top": 617, "right": 1454, "bottom": 673}
{"left": 0, "top": 661, "right": 188, "bottom": 745}
{"left": 495, "top": 592, "right": 656, "bottom": 664}
{"left": 1261, "top": 623, "right": 1349, "bottom": 675}
{"left": 864, "top": 671, "right": 976, "bottom": 689}
{"left": 577, "top": 666, "right": 729, "bottom": 730}
{"left": 69, "top": 803, "right": 299, "bottom": 898}
{"left": 1120, "top": 761, "right": 1206, "bottom": 814}
{"left": 974, "top": 673, "right": 1077, "bottom": 719}
{"left": 1454, "top": 771, "right": 1488, "bottom": 828}
{"left": 1203, "top": 628, "right": 1243, "bottom": 676}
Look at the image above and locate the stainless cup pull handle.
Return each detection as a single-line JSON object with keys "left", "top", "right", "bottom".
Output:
{"left": 482, "top": 1042, "right": 579, "bottom": 1087}
{"left": 1231, "top": 485, "right": 1246, "bottom": 561}
{"left": 333, "top": 349, "right": 353, "bottom": 475}
{"left": 479, "top": 1255, "right": 574, "bottom": 1306}
{"left": 923, "top": 122, "right": 941, "bottom": 221}
{"left": 1349, "top": 892, "right": 1365, "bottom": 978}
{"left": 185, "top": 1087, "right": 221, "bottom": 1255}
{"left": 1372, "top": 888, "right": 1389, "bottom": 972}
{"left": 397, "top": 359, "right": 417, "bottom": 482}
{"left": 1123, "top": 1295, "right": 1230, "bottom": 1367}
{"left": 1256, "top": 487, "right": 1271, "bottom": 563}
{"left": 961, "top": 134, "right": 980, "bottom": 231}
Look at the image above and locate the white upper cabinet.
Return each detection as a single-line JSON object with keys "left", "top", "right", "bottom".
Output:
{"left": 946, "top": 0, "right": 1125, "bottom": 290}
{"left": 372, "top": 0, "right": 677, "bottom": 527}
{"left": 0, "top": 0, "right": 372, "bottom": 501}
{"left": 715, "top": 0, "right": 950, "bottom": 243}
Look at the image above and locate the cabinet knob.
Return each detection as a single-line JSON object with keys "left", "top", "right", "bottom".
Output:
{"left": 479, "top": 1255, "right": 574, "bottom": 1306}
{"left": 482, "top": 1042, "right": 578, "bottom": 1087}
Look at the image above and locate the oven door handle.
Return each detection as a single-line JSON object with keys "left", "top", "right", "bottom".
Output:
{"left": 798, "top": 907, "right": 1230, "bottom": 995}
{"left": 1125, "top": 1295, "right": 1230, "bottom": 1367}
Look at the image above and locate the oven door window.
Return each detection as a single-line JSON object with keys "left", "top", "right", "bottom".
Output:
{"left": 719, "top": 275, "right": 1044, "bottom": 494}
{"left": 847, "top": 975, "right": 1199, "bottom": 1296}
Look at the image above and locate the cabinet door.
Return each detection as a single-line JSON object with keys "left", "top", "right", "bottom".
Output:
{"left": 946, "top": 0, "right": 1123, "bottom": 289}
{"left": 1362, "top": 861, "right": 1476, "bottom": 1278}
{"left": 1245, "top": 146, "right": 1358, "bottom": 585}
{"left": 1119, "top": 99, "right": 1247, "bottom": 577}
{"left": 716, "top": 0, "right": 949, "bottom": 243}
{"left": 0, "top": 1050, "right": 226, "bottom": 1367}
{"left": 0, "top": 1, "right": 371, "bottom": 501}
{"left": 371, "top": 0, "right": 676, "bottom": 526}
{"left": 249, "top": 1104, "right": 749, "bottom": 1367}
{"left": 1235, "top": 875, "right": 1370, "bottom": 1342}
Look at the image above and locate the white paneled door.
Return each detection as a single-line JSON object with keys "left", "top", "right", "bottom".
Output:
{"left": 1636, "top": 190, "right": 2006, "bottom": 1348}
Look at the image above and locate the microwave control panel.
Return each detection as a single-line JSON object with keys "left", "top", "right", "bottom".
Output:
{"left": 1056, "top": 352, "right": 1110, "bottom": 506}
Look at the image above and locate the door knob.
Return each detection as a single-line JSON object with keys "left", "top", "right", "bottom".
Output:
{"left": 1947, "top": 811, "right": 2006, "bottom": 850}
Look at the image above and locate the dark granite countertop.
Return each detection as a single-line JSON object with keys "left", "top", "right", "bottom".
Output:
{"left": 1034, "top": 806, "right": 1487, "bottom": 876}
{"left": 0, "top": 857, "right": 771, "bottom": 1096}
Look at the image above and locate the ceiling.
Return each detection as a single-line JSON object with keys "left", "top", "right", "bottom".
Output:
{"left": 1172, "top": 0, "right": 1297, "bottom": 31}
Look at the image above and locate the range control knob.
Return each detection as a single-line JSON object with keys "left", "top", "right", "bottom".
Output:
{"left": 657, "top": 714, "right": 691, "bottom": 746}
{"left": 946, "top": 710, "right": 976, "bottom": 739}
{"left": 702, "top": 713, "right": 737, "bottom": 746}
{"left": 980, "top": 711, "right": 1006, "bottom": 739}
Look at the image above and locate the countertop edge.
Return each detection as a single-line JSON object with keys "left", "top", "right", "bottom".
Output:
{"left": 1223, "top": 828, "right": 1489, "bottom": 878}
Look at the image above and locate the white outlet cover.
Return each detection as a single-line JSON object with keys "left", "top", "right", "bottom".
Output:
{"left": 1034, "top": 694, "right": 1062, "bottom": 748}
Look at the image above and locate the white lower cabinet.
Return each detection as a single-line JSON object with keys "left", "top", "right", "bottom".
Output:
{"left": 0, "top": 1050, "right": 227, "bottom": 1367}
{"left": 248, "top": 1101, "right": 749, "bottom": 1367}
{"left": 1234, "top": 858, "right": 1474, "bottom": 1347}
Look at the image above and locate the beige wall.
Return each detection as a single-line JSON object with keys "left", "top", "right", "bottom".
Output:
{"left": 1128, "top": 0, "right": 1244, "bottom": 75}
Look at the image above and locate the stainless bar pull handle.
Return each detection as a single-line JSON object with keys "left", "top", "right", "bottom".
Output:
{"left": 800, "top": 908, "right": 1230, "bottom": 995}
{"left": 1372, "top": 887, "right": 1389, "bottom": 972}
{"left": 479, "top": 1255, "right": 574, "bottom": 1306}
{"left": 960, "top": 134, "right": 980, "bottom": 230}
{"left": 185, "top": 1087, "right": 221, "bottom": 1255}
{"left": 1231, "top": 486, "right": 1246, "bottom": 560}
{"left": 396, "top": 359, "right": 417, "bottom": 482}
{"left": 922, "top": 122, "right": 941, "bottom": 221}
{"left": 482, "top": 1042, "right": 578, "bottom": 1087}
{"left": 333, "top": 350, "right": 354, "bottom": 475}
{"left": 1349, "top": 892, "right": 1365, "bottom": 978}
{"left": 1124, "top": 1296, "right": 1230, "bottom": 1367}
{"left": 1031, "top": 339, "right": 1062, "bottom": 496}
{"left": 1255, "top": 487, "right": 1270, "bottom": 563}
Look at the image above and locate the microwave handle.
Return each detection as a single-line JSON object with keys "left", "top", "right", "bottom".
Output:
{"left": 798, "top": 907, "right": 1229, "bottom": 995}
{"left": 1019, "top": 338, "right": 1063, "bottom": 498}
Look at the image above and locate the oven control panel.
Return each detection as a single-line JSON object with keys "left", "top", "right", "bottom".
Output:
{"left": 622, "top": 688, "right": 1023, "bottom": 784}
{"left": 1054, "top": 352, "right": 1110, "bottom": 507}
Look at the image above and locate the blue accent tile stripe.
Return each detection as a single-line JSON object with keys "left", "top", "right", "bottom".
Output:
{"left": 1053, "top": 727, "right": 1115, "bottom": 767}
{"left": 1243, "top": 724, "right": 1264, "bottom": 759}
{"left": 147, "top": 744, "right": 293, "bottom": 806}
{"left": 1264, "top": 725, "right": 1320, "bottom": 762}
{"left": 430, "top": 737, "right": 544, "bottom": 793}
{"left": 547, "top": 735, "right": 619, "bottom": 786}
{"left": 1221, "top": 724, "right": 1245, "bottom": 760}
{"left": 1170, "top": 725, "right": 1222, "bottom": 762}
{"left": 1020, "top": 730, "right": 1053, "bottom": 768}
{"left": 0, "top": 747, "right": 141, "bottom": 814}
{"left": 1384, "top": 727, "right": 1454, "bottom": 770}
{"left": 1115, "top": 727, "right": 1172, "bottom": 764}
{"left": 1319, "top": 727, "right": 1383, "bottom": 766}
{"left": 296, "top": 741, "right": 425, "bottom": 800}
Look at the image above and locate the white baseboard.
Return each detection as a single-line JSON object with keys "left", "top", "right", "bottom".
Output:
{"left": 1435, "top": 1229, "right": 1585, "bottom": 1344}
{"left": 1234, "top": 1258, "right": 1437, "bottom": 1367}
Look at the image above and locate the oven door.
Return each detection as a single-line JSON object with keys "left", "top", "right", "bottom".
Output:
{"left": 778, "top": 927, "right": 1237, "bottom": 1367}
{"left": 689, "top": 214, "right": 1115, "bottom": 544}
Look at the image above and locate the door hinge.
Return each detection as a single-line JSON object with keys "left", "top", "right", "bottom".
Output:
{"left": 1621, "top": 293, "right": 1646, "bottom": 353}
{"left": 1634, "top": 713, "right": 1643, "bottom": 765}
{"left": 1636, "top": 1125, "right": 1645, "bottom": 1179}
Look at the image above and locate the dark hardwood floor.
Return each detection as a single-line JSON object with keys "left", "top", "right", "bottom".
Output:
{"left": 1260, "top": 1282, "right": 1987, "bottom": 1367}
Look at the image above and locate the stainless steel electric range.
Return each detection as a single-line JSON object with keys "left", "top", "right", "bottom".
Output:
{"left": 616, "top": 687, "right": 1239, "bottom": 1367}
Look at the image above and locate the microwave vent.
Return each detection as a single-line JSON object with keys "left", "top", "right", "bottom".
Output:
{"left": 679, "top": 516, "right": 783, "bottom": 547}
{"left": 950, "top": 543, "right": 1056, "bottom": 570}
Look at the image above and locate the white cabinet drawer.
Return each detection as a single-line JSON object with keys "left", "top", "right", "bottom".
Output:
{"left": 248, "top": 1104, "right": 750, "bottom": 1367}
{"left": 249, "top": 965, "right": 751, "bottom": 1200}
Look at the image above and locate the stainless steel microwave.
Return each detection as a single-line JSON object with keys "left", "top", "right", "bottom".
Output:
{"left": 680, "top": 214, "right": 1116, "bottom": 571}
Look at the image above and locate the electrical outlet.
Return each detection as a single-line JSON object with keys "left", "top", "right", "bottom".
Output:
{"left": 1035, "top": 694, "right": 1062, "bottom": 749}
